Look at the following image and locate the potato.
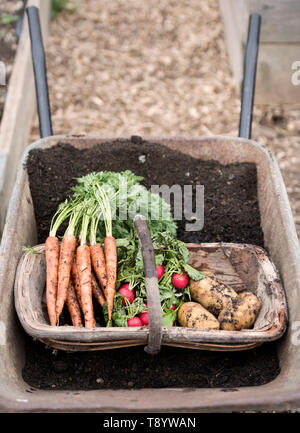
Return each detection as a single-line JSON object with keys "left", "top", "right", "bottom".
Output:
{"left": 178, "top": 302, "right": 220, "bottom": 330}
{"left": 218, "top": 291, "right": 262, "bottom": 331}
{"left": 189, "top": 273, "right": 238, "bottom": 316}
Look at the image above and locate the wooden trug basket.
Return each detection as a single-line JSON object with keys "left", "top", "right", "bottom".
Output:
{"left": 14, "top": 215, "right": 288, "bottom": 353}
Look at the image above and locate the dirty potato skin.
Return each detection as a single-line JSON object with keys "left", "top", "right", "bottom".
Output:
{"left": 178, "top": 302, "right": 220, "bottom": 329}
{"left": 218, "top": 291, "right": 262, "bottom": 331}
{"left": 189, "top": 273, "right": 238, "bottom": 316}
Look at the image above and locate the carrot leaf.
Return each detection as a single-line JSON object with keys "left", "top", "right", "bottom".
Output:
{"left": 22, "top": 246, "right": 43, "bottom": 255}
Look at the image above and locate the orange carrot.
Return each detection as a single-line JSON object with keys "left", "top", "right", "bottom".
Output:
{"left": 90, "top": 243, "right": 107, "bottom": 296}
{"left": 71, "top": 256, "right": 82, "bottom": 309}
{"left": 94, "top": 185, "right": 117, "bottom": 321}
{"left": 76, "top": 244, "right": 95, "bottom": 328}
{"left": 56, "top": 233, "right": 77, "bottom": 321}
{"left": 45, "top": 236, "right": 60, "bottom": 326}
{"left": 66, "top": 282, "right": 83, "bottom": 327}
{"left": 104, "top": 235, "right": 117, "bottom": 321}
{"left": 91, "top": 272, "right": 106, "bottom": 308}
{"left": 46, "top": 201, "right": 73, "bottom": 325}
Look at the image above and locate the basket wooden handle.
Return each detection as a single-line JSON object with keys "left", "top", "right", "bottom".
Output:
{"left": 134, "top": 215, "right": 162, "bottom": 355}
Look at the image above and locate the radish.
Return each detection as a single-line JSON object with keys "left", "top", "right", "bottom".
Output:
{"left": 127, "top": 316, "right": 143, "bottom": 327}
{"left": 119, "top": 283, "right": 131, "bottom": 291}
{"left": 138, "top": 311, "right": 149, "bottom": 325}
{"left": 119, "top": 287, "right": 135, "bottom": 305}
{"left": 156, "top": 265, "right": 165, "bottom": 280}
{"left": 172, "top": 273, "right": 189, "bottom": 290}
{"left": 170, "top": 304, "right": 176, "bottom": 325}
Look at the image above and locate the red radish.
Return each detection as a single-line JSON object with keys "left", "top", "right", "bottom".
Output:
{"left": 172, "top": 273, "right": 189, "bottom": 290}
{"left": 156, "top": 265, "right": 165, "bottom": 280}
{"left": 119, "top": 283, "right": 131, "bottom": 291}
{"left": 127, "top": 317, "right": 142, "bottom": 327}
{"left": 170, "top": 305, "right": 176, "bottom": 325}
{"left": 119, "top": 287, "right": 135, "bottom": 305}
{"left": 138, "top": 311, "right": 149, "bottom": 325}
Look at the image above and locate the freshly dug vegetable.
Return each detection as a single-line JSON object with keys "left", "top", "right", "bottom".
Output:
{"left": 239, "top": 290, "right": 262, "bottom": 308}
{"left": 138, "top": 311, "right": 149, "bottom": 325}
{"left": 156, "top": 265, "right": 165, "bottom": 280}
{"left": 90, "top": 242, "right": 108, "bottom": 292}
{"left": 189, "top": 273, "right": 238, "bottom": 316}
{"left": 178, "top": 302, "right": 220, "bottom": 329}
{"left": 76, "top": 244, "right": 95, "bottom": 328}
{"left": 104, "top": 235, "right": 117, "bottom": 318}
{"left": 127, "top": 316, "right": 143, "bottom": 327}
{"left": 76, "top": 206, "right": 96, "bottom": 328}
{"left": 95, "top": 185, "right": 117, "bottom": 321}
{"left": 45, "top": 236, "right": 60, "bottom": 326}
{"left": 89, "top": 214, "right": 108, "bottom": 296}
{"left": 66, "top": 282, "right": 83, "bottom": 327}
{"left": 119, "top": 283, "right": 131, "bottom": 291}
{"left": 218, "top": 291, "right": 262, "bottom": 331}
{"left": 91, "top": 272, "right": 106, "bottom": 308}
{"left": 103, "top": 292, "right": 146, "bottom": 327}
{"left": 55, "top": 202, "right": 82, "bottom": 322}
{"left": 172, "top": 272, "right": 189, "bottom": 290}
{"left": 45, "top": 201, "right": 72, "bottom": 326}
{"left": 71, "top": 257, "right": 82, "bottom": 309}
{"left": 119, "top": 287, "right": 135, "bottom": 305}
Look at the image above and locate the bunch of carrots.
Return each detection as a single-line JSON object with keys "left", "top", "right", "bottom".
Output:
{"left": 45, "top": 182, "right": 117, "bottom": 328}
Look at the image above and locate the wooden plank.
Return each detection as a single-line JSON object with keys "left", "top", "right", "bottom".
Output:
{"left": 220, "top": 0, "right": 300, "bottom": 43}
{"left": 218, "top": 0, "right": 246, "bottom": 92}
{"left": 250, "top": 0, "right": 300, "bottom": 43}
{"left": 255, "top": 44, "right": 300, "bottom": 104}
{"left": 0, "top": 0, "right": 51, "bottom": 236}
{"left": 219, "top": 0, "right": 300, "bottom": 102}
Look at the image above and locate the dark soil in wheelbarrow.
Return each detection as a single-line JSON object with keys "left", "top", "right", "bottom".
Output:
{"left": 22, "top": 137, "right": 280, "bottom": 391}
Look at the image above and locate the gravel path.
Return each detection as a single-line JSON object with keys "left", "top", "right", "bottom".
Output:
{"left": 30, "top": 0, "right": 300, "bottom": 238}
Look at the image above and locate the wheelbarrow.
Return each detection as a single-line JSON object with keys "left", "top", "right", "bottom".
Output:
{"left": 0, "top": 7, "right": 299, "bottom": 412}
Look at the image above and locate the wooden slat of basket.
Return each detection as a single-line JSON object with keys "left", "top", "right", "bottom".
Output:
{"left": 40, "top": 338, "right": 146, "bottom": 352}
{"left": 187, "top": 243, "right": 246, "bottom": 291}
{"left": 134, "top": 215, "right": 162, "bottom": 355}
{"left": 40, "top": 339, "right": 261, "bottom": 352}
{"left": 162, "top": 341, "right": 262, "bottom": 352}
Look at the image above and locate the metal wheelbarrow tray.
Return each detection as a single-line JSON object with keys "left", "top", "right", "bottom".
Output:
{"left": 0, "top": 133, "right": 299, "bottom": 412}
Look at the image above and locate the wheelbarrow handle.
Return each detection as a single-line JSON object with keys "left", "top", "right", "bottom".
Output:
{"left": 134, "top": 215, "right": 162, "bottom": 355}
{"left": 16, "top": 0, "right": 28, "bottom": 39}
{"left": 26, "top": 6, "right": 53, "bottom": 138}
{"left": 239, "top": 13, "right": 261, "bottom": 139}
